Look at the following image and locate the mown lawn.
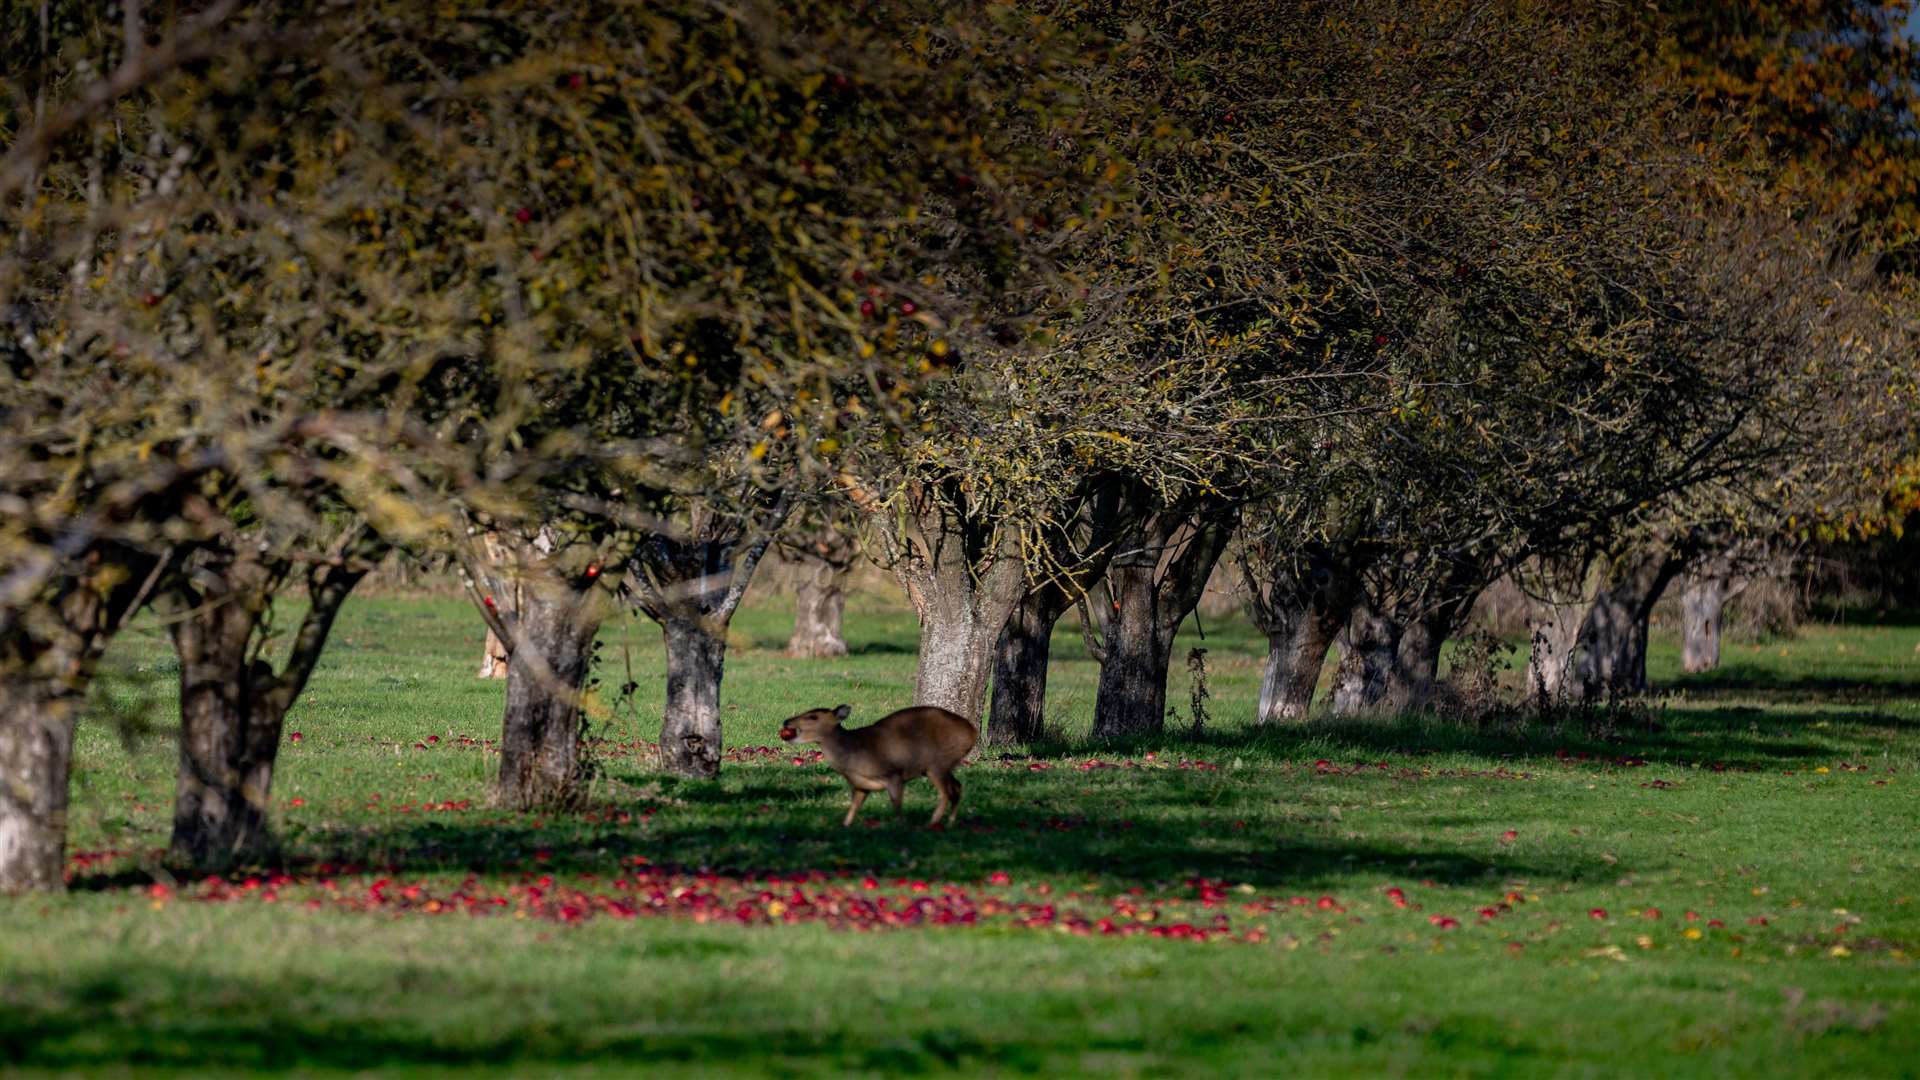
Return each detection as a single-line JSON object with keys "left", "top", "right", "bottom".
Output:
{"left": 3, "top": 590, "right": 1917, "bottom": 1077}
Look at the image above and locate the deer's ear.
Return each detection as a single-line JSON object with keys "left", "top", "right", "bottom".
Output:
{"left": 833, "top": 703, "right": 852, "bottom": 720}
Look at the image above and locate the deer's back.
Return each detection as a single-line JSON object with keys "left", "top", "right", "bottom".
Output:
{"left": 848, "top": 706, "right": 977, "bottom": 771}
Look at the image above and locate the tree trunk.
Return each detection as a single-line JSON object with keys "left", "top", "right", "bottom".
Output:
{"left": 1575, "top": 547, "right": 1686, "bottom": 699}
{"left": 170, "top": 595, "right": 271, "bottom": 866}
{"left": 167, "top": 553, "right": 366, "bottom": 869}
{"left": 1089, "top": 508, "right": 1235, "bottom": 740}
{"left": 1396, "top": 610, "right": 1451, "bottom": 692}
{"left": 1244, "top": 542, "right": 1361, "bottom": 724}
{"left": 1256, "top": 620, "right": 1341, "bottom": 724}
{"left": 1, "top": 548, "right": 161, "bottom": 892}
{"left": 0, "top": 681, "right": 81, "bottom": 893}
{"left": 1091, "top": 575, "right": 1175, "bottom": 739}
{"left": 987, "top": 474, "right": 1144, "bottom": 746}
{"left": 910, "top": 600, "right": 1006, "bottom": 722}
{"left": 629, "top": 499, "right": 787, "bottom": 779}
{"left": 1526, "top": 600, "right": 1586, "bottom": 704}
{"left": 494, "top": 587, "right": 600, "bottom": 810}
{"left": 1328, "top": 553, "right": 1487, "bottom": 718}
{"left": 659, "top": 617, "right": 727, "bottom": 777}
{"left": 1680, "top": 574, "right": 1729, "bottom": 674}
{"left": 868, "top": 480, "right": 1027, "bottom": 726}
{"left": 987, "top": 589, "right": 1065, "bottom": 747}
{"left": 1677, "top": 541, "right": 1763, "bottom": 675}
{"left": 478, "top": 627, "right": 509, "bottom": 678}
{"left": 1329, "top": 603, "right": 1415, "bottom": 715}
{"left": 787, "top": 577, "right": 847, "bottom": 658}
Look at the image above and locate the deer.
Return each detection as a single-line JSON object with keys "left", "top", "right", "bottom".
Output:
{"left": 778, "top": 703, "right": 978, "bottom": 827}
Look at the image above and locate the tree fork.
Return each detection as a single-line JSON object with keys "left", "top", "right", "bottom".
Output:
{"left": 1088, "top": 507, "right": 1235, "bottom": 741}
{"left": 167, "top": 552, "right": 368, "bottom": 869}
{"left": 1244, "top": 542, "right": 1363, "bottom": 725}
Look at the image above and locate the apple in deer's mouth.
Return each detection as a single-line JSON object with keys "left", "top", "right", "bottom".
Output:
{"left": 778, "top": 726, "right": 797, "bottom": 741}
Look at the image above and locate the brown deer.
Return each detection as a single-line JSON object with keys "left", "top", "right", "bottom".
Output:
{"left": 778, "top": 703, "right": 978, "bottom": 827}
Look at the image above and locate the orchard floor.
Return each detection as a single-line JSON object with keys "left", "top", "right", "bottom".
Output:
{"left": 4, "top": 591, "right": 1919, "bottom": 1077}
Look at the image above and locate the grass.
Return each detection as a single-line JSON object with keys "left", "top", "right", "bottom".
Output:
{"left": 3, "top": 587, "right": 1918, "bottom": 1077}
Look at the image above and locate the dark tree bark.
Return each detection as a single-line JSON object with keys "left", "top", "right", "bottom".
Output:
{"left": 464, "top": 527, "right": 606, "bottom": 809}
{"left": 166, "top": 546, "right": 368, "bottom": 868}
{"left": 987, "top": 585, "right": 1068, "bottom": 747}
{"left": 1, "top": 546, "right": 161, "bottom": 893}
{"left": 1087, "top": 506, "right": 1236, "bottom": 740}
{"left": 986, "top": 476, "right": 1142, "bottom": 747}
{"left": 785, "top": 527, "right": 855, "bottom": 658}
{"left": 1574, "top": 545, "right": 1687, "bottom": 699}
{"left": 869, "top": 479, "right": 1027, "bottom": 726}
{"left": 1394, "top": 600, "right": 1470, "bottom": 693}
{"left": 1243, "top": 541, "right": 1363, "bottom": 724}
{"left": 630, "top": 498, "right": 787, "bottom": 779}
{"left": 494, "top": 582, "right": 600, "bottom": 808}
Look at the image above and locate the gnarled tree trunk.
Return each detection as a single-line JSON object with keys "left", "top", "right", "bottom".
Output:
{"left": 1677, "top": 541, "right": 1766, "bottom": 675}
{"left": 464, "top": 526, "right": 606, "bottom": 809}
{"left": 1244, "top": 542, "right": 1362, "bottom": 724}
{"left": 1679, "top": 575, "right": 1728, "bottom": 674}
{"left": 788, "top": 578, "right": 848, "bottom": 658}
{"left": 867, "top": 480, "right": 1027, "bottom": 726}
{"left": 493, "top": 583, "right": 600, "bottom": 808}
{"left": 1088, "top": 506, "right": 1236, "bottom": 740}
{"left": 1329, "top": 551, "right": 1488, "bottom": 717}
{"left": 987, "top": 587, "right": 1066, "bottom": 747}
{"left": 1575, "top": 545, "right": 1686, "bottom": 699}
{"left": 2, "top": 547, "right": 161, "bottom": 893}
{"left": 1329, "top": 602, "right": 1416, "bottom": 715}
{"left": 166, "top": 546, "right": 368, "bottom": 868}
{"left": 0, "top": 679, "right": 83, "bottom": 893}
{"left": 659, "top": 616, "right": 728, "bottom": 776}
{"left": 1520, "top": 556, "right": 1606, "bottom": 706}
{"left": 987, "top": 476, "right": 1142, "bottom": 747}
{"left": 915, "top": 601, "right": 1011, "bottom": 724}
{"left": 784, "top": 526, "right": 855, "bottom": 658}
{"left": 630, "top": 498, "right": 787, "bottom": 779}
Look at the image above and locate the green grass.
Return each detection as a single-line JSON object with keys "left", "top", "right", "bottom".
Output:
{"left": 3, "top": 589, "right": 1918, "bottom": 1077}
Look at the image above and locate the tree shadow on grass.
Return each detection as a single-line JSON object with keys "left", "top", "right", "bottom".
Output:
{"left": 0, "top": 961, "right": 1072, "bottom": 1074}
{"left": 72, "top": 756, "right": 1620, "bottom": 897}
{"left": 1662, "top": 669, "right": 1920, "bottom": 707}
{"left": 1050, "top": 700, "right": 1911, "bottom": 773}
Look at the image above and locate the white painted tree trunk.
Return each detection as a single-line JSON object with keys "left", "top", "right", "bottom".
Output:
{"left": 0, "top": 684, "right": 80, "bottom": 893}
{"left": 1680, "top": 575, "right": 1729, "bottom": 674}
{"left": 1526, "top": 600, "right": 1587, "bottom": 704}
